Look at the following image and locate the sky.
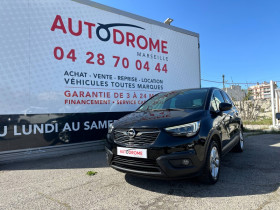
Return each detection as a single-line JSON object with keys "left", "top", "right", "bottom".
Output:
{"left": 93, "top": 0, "right": 280, "bottom": 89}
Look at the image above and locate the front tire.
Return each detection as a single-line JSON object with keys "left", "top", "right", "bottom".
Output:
{"left": 200, "top": 141, "right": 221, "bottom": 184}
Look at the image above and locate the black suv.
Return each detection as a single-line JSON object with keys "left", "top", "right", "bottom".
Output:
{"left": 105, "top": 88, "right": 244, "bottom": 184}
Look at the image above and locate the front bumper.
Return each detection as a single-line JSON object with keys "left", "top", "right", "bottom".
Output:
{"left": 105, "top": 145, "right": 203, "bottom": 179}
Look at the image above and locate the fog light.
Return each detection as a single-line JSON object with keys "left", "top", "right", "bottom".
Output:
{"left": 169, "top": 159, "right": 192, "bottom": 168}
{"left": 182, "top": 159, "right": 190, "bottom": 166}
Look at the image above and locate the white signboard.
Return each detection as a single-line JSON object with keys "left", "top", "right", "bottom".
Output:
{"left": 0, "top": 0, "right": 200, "bottom": 115}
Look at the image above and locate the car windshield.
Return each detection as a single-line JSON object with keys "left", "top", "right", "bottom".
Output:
{"left": 137, "top": 89, "right": 209, "bottom": 111}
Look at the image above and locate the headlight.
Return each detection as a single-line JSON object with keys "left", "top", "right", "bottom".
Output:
{"left": 165, "top": 121, "right": 200, "bottom": 137}
{"left": 108, "top": 123, "right": 114, "bottom": 134}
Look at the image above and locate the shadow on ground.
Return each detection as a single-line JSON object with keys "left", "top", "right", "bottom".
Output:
{"left": 125, "top": 134, "right": 280, "bottom": 197}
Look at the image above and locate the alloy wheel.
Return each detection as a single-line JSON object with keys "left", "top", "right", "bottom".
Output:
{"left": 210, "top": 146, "right": 220, "bottom": 179}
{"left": 240, "top": 131, "right": 244, "bottom": 150}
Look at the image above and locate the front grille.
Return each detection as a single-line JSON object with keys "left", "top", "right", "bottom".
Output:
{"left": 112, "top": 155, "right": 160, "bottom": 173}
{"left": 113, "top": 128, "right": 160, "bottom": 147}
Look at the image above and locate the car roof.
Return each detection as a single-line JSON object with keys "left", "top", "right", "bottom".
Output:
{"left": 159, "top": 87, "right": 220, "bottom": 94}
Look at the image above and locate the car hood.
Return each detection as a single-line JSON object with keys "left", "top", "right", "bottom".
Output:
{"left": 114, "top": 109, "right": 206, "bottom": 129}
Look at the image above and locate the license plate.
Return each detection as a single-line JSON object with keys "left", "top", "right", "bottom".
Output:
{"left": 117, "top": 147, "right": 147, "bottom": 159}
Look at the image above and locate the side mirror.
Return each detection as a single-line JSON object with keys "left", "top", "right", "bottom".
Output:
{"left": 276, "top": 113, "right": 280, "bottom": 120}
{"left": 219, "top": 102, "right": 232, "bottom": 112}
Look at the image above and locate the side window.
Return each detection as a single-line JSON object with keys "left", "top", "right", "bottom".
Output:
{"left": 210, "top": 90, "right": 225, "bottom": 112}
{"left": 222, "top": 91, "right": 234, "bottom": 105}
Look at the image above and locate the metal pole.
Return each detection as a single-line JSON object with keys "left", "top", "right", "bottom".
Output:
{"left": 276, "top": 90, "right": 279, "bottom": 126}
{"left": 270, "top": 80, "right": 276, "bottom": 127}
{"left": 222, "top": 75, "right": 225, "bottom": 90}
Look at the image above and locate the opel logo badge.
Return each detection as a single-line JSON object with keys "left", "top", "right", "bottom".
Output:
{"left": 127, "top": 129, "right": 136, "bottom": 138}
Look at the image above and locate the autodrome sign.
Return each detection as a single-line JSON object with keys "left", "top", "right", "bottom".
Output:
{"left": 0, "top": 0, "right": 199, "bottom": 115}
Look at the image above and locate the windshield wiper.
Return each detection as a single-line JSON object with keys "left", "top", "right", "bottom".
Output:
{"left": 165, "top": 108, "right": 185, "bottom": 111}
{"left": 147, "top": 108, "right": 185, "bottom": 111}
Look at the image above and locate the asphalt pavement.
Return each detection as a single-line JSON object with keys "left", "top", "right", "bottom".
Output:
{"left": 0, "top": 134, "right": 280, "bottom": 210}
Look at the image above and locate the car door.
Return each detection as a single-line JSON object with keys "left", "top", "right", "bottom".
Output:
{"left": 210, "top": 90, "right": 231, "bottom": 150}
{"left": 221, "top": 91, "right": 241, "bottom": 139}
